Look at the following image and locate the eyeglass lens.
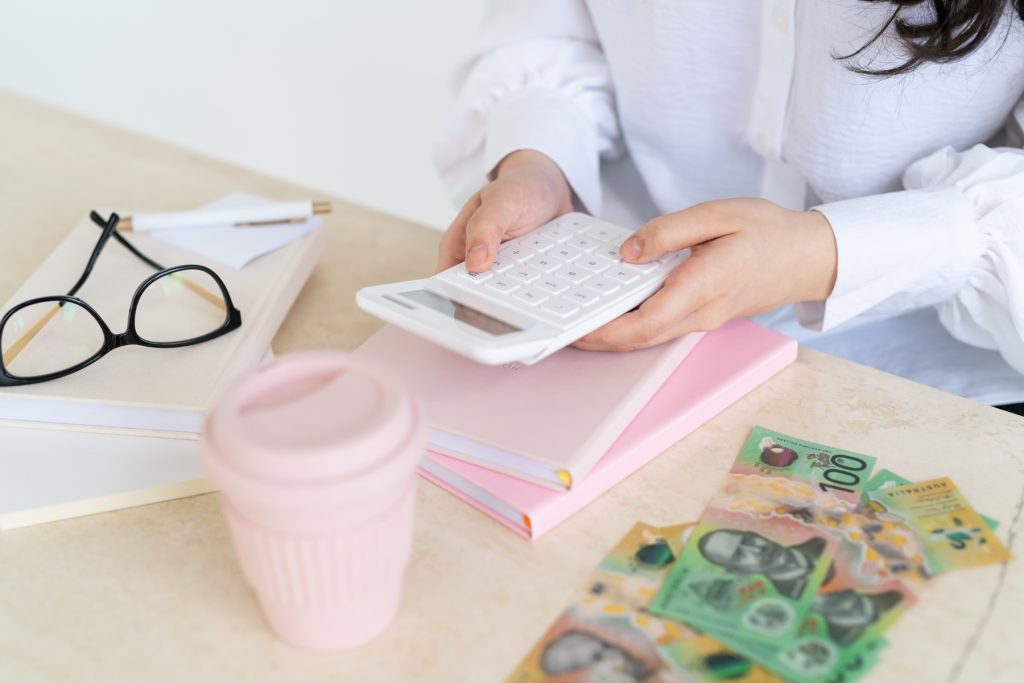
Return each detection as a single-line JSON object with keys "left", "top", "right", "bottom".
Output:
{"left": 1, "top": 301, "right": 104, "bottom": 379}
{"left": 134, "top": 269, "right": 230, "bottom": 344}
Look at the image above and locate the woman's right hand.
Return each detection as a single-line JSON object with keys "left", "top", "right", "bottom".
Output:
{"left": 436, "top": 149, "right": 574, "bottom": 273}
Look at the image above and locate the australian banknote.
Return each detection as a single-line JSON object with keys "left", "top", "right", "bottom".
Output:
{"left": 866, "top": 476, "right": 1011, "bottom": 575}
{"left": 650, "top": 427, "right": 878, "bottom": 646}
{"left": 505, "top": 521, "right": 783, "bottom": 683}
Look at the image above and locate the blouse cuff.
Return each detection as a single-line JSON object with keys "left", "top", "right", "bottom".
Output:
{"left": 484, "top": 85, "right": 603, "bottom": 215}
{"left": 796, "top": 186, "right": 980, "bottom": 332}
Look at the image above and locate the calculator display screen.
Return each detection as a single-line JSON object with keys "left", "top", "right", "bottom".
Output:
{"left": 400, "top": 289, "right": 522, "bottom": 336}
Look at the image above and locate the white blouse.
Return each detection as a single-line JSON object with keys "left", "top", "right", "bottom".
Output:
{"left": 435, "top": 0, "right": 1024, "bottom": 405}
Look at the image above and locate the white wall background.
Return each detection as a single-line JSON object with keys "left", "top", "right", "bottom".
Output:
{"left": 0, "top": 0, "right": 485, "bottom": 230}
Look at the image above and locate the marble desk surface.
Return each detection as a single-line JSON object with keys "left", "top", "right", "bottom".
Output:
{"left": 0, "top": 91, "right": 1021, "bottom": 683}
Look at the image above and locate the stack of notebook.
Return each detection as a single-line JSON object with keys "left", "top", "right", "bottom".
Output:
{"left": 0, "top": 195, "right": 323, "bottom": 530}
{"left": 354, "top": 319, "right": 797, "bottom": 540}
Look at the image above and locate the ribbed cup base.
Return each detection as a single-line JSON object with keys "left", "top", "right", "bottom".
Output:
{"left": 258, "top": 580, "right": 403, "bottom": 652}
{"left": 221, "top": 487, "right": 415, "bottom": 652}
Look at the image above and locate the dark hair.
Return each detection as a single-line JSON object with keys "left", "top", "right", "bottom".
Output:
{"left": 846, "top": 0, "right": 1024, "bottom": 75}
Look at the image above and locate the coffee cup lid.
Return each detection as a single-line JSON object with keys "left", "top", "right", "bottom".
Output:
{"left": 203, "top": 351, "right": 420, "bottom": 485}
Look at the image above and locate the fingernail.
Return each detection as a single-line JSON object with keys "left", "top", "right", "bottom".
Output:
{"left": 621, "top": 237, "right": 641, "bottom": 261}
{"left": 467, "top": 244, "right": 487, "bottom": 269}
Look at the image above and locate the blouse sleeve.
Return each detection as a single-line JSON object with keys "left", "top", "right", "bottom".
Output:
{"left": 433, "top": 0, "right": 622, "bottom": 215}
{"left": 797, "top": 99, "right": 1024, "bottom": 375}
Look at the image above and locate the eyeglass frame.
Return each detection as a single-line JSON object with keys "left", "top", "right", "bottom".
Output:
{"left": 0, "top": 212, "right": 242, "bottom": 387}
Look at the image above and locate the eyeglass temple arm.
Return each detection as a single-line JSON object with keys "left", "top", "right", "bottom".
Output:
{"left": 89, "top": 211, "right": 224, "bottom": 311}
{"left": 2, "top": 302, "right": 60, "bottom": 367}
{"left": 89, "top": 211, "right": 166, "bottom": 273}
{"left": 66, "top": 213, "right": 123, "bottom": 299}
{"left": 172, "top": 274, "right": 227, "bottom": 311}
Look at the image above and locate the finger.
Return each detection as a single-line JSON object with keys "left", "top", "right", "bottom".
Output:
{"left": 436, "top": 195, "right": 481, "bottom": 272}
{"left": 574, "top": 308, "right": 671, "bottom": 353}
{"left": 573, "top": 299, "right": 723, "bottom": 352}
{"left": 620, "top": 202, "right": 740, "bottom": 264}
{"left": 464, "top": 199, "right": 518, "bottom": 272}
{"left": 574, "top": 258, "right": 718, "bottom": 351}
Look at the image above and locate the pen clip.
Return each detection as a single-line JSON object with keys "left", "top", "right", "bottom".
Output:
{"left": 235, "top": 217, "right": 307, "bottom": 228}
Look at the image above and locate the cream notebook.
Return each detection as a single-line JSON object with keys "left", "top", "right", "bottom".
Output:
{"left": 0, "top": 422, "right": 211, "bottom": 531}
{"left": 0, "top": 201, "right": 322, "bottom": 433}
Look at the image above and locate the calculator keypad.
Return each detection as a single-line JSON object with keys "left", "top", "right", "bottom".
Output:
{"left": 437, "top": 214, "right": 683, "bottom": 327}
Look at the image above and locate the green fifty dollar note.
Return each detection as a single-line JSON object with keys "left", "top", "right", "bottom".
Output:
{"left": 650, "top": 427, "right": 878, "bottom": 646}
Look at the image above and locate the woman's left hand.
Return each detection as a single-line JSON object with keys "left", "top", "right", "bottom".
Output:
{"left": 574, "top": 198, "right": 838, "bottom": 352}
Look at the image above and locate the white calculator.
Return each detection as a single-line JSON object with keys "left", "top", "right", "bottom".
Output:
{"left": 356, "top": 212, "right": 685, "bottom": 365}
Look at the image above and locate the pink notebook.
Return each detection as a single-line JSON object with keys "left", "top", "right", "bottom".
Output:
{"left": 418, "top": 319, "right": 797, "bottom": 539}
{"left": 355, "top": 326, "right": 703, "bottom": 490}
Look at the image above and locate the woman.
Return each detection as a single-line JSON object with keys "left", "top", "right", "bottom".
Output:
{"left": 434, "top": 1, "right": 1024, "bottom": 414}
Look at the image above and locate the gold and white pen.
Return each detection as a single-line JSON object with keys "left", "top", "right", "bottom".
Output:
{"left": 116, "top": 200, "right": 332, "bottom": 232}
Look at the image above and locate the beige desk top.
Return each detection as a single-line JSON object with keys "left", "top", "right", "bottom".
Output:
{"left": 0, "top": 91, "right": 1021, "bottom": 683}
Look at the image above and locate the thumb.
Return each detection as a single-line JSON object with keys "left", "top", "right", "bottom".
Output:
{"left": 464, "top": 198, "right": 521, "bottom": 273}
{"left": 620, "top": 203, "right": 736, "bottom": 263}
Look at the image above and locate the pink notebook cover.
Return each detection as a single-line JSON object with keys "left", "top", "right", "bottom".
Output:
{"left": 354, "top": 325, "right": 702, "bottom": 490}
{"left": 418, "top": 319, "right": 797, "bottom": 539}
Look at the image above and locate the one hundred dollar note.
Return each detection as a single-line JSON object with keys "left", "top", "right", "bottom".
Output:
{"left": 866, "top": 476, "right": 1011, "bottom": 575}
{"left": 649, "top": 427, "right": 878, "bottom": 646}
{"left": 505, "top": 521, "right": 783, "bottom": 683}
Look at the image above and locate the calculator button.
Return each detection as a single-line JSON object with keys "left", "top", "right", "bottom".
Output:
{"left": 622, "top": 260, "right": 659, "bottom": 274}
{"left": 584, "top": 277, "right": 621, "bottom": 295}
{"left": 507, "top": 266, "right": 542, "bottom": 284}
{"left": 539, "top": 225, "right": 573, "bottom": 243}
{"left": 489, "top": 256, "right": 515, "bottom": 273}
{"left": 550, "top": 246, "right": 582, "bottom": 263}
{"left": 589, "top": 225, "right": 634, "bottom": 245}
{"left": 607, "top": 268, "right": 641, "bottom": 284}
{"left": 536, "top": 276, "right": 571, "bottom": 295}
{"left": 556, "top": 266, "right": 591, "bottom": 285}
{"left": 567, "top": 236, "right": 599, "bottom": 253}
{"left": 523, "top": 235, "right": 555, "bottom": 252}
{"left": 558, "top": 216, "right": 591, "bottom": 232}
{"left": 565, "top": 288, "right": 600, "bottom": 307}
{"left": 579, "top": 254, "right": 614, "bottom": 274}
{"left": 598, "top": 245, "right": 622, "bottom": 261}
{"left": 512, "top": 287, "right": 550, "bottom": 306}
{"left": 457, "top": 268, "right": 493, "bottom": 283}
{"left": 531, "top": 256, "right": 560, "bottom": 273}
{"left": 485, "top": 277, "right": 520, "bottom": 294}
{"left": 541, "top": 299, "right": 579, "bottom": 318}
{"left": 500, "top": 244, "right": 536, "bottom": 263}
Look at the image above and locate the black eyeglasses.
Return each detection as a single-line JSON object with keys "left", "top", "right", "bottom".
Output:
{"left": 0, "top": 211, "right": 242, "bottom": 387}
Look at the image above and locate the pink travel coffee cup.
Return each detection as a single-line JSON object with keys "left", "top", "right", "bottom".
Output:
{"left": 200, "top": 350, "right": 423, "bottom": 652}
